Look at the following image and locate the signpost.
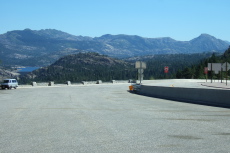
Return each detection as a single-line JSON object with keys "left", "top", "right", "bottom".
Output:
{"left": 208, "top": 63, "right": 222, "bottom": 83}
{"left": 208, "top": 62, "right": 230, "bottom": 85}
{"left": 204, "top": 67, "right": 208, "bottom": 82}
{"left": 135, "top": 61, "right": 146, "bottom": 84}
{"left": 164, "top": 66, "right": 169, "bottom": 73}
{"left": 204, "top": 67, "right": 208, "bottom": 74}
{"left": 208, "top": 63, "right": 221, "bottom": 74}
{"left": 221, "top": 62, "right": 230, "bottom": 85}
{"left": 164, "top": 66, "right": 169, "bottom": 79}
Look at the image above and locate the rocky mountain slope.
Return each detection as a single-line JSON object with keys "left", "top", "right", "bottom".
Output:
{"left": 0, "top": 29, "right": 229, "bottom": 66}
{"left": 0, "top": 67, "right": 19, "bottom": 81}
{"left": 19, "top": 52, "right": 136, "bottom": 83}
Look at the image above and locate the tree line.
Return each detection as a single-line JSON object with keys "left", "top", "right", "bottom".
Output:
{"left": 176, "top": 46, "right": 230, "bottom": 79}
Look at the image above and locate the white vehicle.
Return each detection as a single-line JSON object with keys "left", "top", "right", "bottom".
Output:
{"left": 1, "top": 79, "right": 18, "bottom": 89}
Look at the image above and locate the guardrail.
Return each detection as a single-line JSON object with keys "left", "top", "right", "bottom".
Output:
{"left": 139, "top": 85, "right": 230, "bottom": 108}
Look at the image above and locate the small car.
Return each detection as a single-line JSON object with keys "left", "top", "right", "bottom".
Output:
{"left": 1, "top": 79, "right": 18, "bottom": 89}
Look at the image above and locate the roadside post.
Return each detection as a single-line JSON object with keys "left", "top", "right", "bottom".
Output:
{"left": 221, "top": 62, "right": 230, "bottom": 85}
{"left": 135, "top": 61, "right": 146, "bottom": 84}
{"left": 208, "top": 63, "right": 213, "bottom": 83}
{"left": 164, "top": 66, "right": 169, "bottom": 79}
{"left": 204, "top": 67, "right": 208, "bottom": 82}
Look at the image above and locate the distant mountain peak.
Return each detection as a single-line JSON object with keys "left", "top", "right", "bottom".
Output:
{"left": 200, "top": 33, "right": 213, "bottom": 37}
{"left": 198, "top": 33, "right": 216, "bottom": 39}
{"left": 154, "top": 37, "right": 176, "bottom": 42}
{"left": 191, "top": 33, "right": 218, "bottom": 42}
{"left": 24, "top": 28, "right": 32, "bottom": 31}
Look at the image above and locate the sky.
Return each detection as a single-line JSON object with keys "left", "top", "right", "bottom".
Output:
{"left": 1, "top": 0, "right": 230, "bottom": 41}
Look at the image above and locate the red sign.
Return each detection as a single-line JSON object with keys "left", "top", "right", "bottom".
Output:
{"left": 204, "top": 67, "right": 208, "bottom": 74}
{"left": 164, "top": 66, "right": 169, "bottom": 73}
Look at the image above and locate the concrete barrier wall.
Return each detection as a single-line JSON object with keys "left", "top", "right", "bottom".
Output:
{"left": 16, "top": 80, "right": 130, "bottom": 87}
{"left": 140, "top": 85, "right": 230, "bottom": 108}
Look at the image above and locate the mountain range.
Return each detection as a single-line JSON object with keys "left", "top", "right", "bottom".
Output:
{"left": 0, "top": 29, "right": 229, "bottom": 66}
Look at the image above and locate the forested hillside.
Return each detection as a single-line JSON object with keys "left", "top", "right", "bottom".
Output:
{"left": 127, "top": 53, "right": 213, "bottom": 79}
{"left": 176, "top": 46, "right": 230, "bottom": 79}
{"left": 19, "top": 52, "right": 212, "bottom": 84}
{"left": 19, "top": 53, "right": 136, "bottom": 83}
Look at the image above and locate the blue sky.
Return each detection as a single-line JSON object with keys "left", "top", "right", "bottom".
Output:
{"left": 1, "top": 0, "right": 229, "bottom": 41}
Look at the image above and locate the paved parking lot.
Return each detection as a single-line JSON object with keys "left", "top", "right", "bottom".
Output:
{"left": 1, "top": 83, "right": 230, "bottom": 153}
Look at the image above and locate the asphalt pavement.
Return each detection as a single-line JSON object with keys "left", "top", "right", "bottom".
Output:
{"left": 1, "top": 82, "right": 230, "bottom": 153}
